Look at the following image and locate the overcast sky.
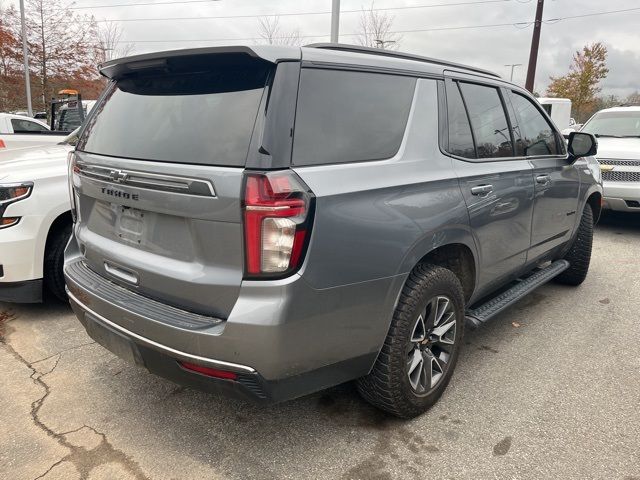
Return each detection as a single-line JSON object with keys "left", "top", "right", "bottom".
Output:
{"left": 9, "top": 0, "right": 640, "bottom": 96}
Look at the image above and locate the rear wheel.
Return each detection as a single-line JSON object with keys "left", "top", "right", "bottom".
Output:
{"left": 44, "top": 223, "right": 72, "bottom": 302}
{"left": 555, "top": 204, "right": 593, "bottom": 286}
{"left": 357, "top": 264, "right": 465, "bottom": 418}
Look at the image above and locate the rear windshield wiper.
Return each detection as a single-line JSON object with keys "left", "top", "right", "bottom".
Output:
{"left": 620, "top": 135, "right": 640, "bottom": 138}
{"left": 594, "top": 134, "right": 623, "bottom": 138}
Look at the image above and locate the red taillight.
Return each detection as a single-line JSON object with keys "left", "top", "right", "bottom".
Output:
{"left": 179, "top": 361, "right": 238, "bottom": 380}
{"left": 0, "top": 139, "right": 6, "bottom": 149}
{"left": 243, "top": 171, "right": 313, "bottom": 277}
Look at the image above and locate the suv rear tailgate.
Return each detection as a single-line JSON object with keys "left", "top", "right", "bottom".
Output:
{"left": 70, "top": 51, "right": 278, "bottom": 318}
{"left": 73, "top": 152, "right": 245, "bottom": 318}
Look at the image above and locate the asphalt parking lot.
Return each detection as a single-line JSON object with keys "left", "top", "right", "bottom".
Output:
{"left": 1, "top": 212, "right": 639, "bottom": 480}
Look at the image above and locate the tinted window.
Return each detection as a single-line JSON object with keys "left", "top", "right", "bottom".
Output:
{"left": 292, "top": 69, "right": 416, "bottom": 165}
{"left": 11, "top": 119, "right": 48, "bottom": 133}
{"left": 80, "top": 63, "right": 271, "bottom": 166}
{"left": 446, "top": 82, "right": 475, "bottom": 158}
{"left": 459, "top": 83, "right": 513, "bottom": 158}
{"left": 509, "top": 92, "right": 560, "bottom": 156}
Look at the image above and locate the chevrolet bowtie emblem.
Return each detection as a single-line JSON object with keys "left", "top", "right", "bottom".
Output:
{"left": 599, "top": 164, "right": 614, "bottom": 172}
{"left": 109, "top": 169, "right": 129, "bottom": 183}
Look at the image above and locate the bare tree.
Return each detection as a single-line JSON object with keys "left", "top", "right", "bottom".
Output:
{"left": 257, "top": 16, "right": 301, "bottom": 46}
{"left": 97, "top": 21, "right": 134, "bottom": 63}
{"left": 357, "top": 2, "right": 400, "bottom": 49}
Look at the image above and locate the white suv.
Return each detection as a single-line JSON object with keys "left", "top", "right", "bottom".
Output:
{"left": 581, "top": 106, "right": 640, "bottom": 212}
{"left": 0, "top": 131, "right": 76, "bottom": 302}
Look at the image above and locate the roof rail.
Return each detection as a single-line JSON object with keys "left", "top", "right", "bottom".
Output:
{"left": 305, "top": 43, "right": 501, "bottom": 78}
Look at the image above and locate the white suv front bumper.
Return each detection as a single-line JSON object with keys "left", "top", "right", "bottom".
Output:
{"left": 0, "top": 216, "right": 46, "bottom": 302}
{"left": 602, "top": 182, "right": 640, "bottom": 212}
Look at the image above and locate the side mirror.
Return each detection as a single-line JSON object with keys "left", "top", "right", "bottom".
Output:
{"left": 568, "top": 132, "right": 597, "bottom": 159}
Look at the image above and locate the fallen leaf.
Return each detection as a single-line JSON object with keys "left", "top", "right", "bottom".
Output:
{"left": 511, "top": 322, "right": 521, "bottom": 328}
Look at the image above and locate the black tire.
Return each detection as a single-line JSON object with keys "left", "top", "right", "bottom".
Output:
{"left": 554, "top": 204, "right": 593, "bottom": 286}
{"left": 43, "top": 223, "right": 72, "bottom": 302}
{"left": 357, "top": 264, "right": 465, "bottom": 418}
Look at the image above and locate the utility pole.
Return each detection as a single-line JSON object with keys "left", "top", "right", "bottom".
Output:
{"left": 330, "top": 0, "right": 340, "bottom": 43}
{"left": 504, "top": 63, "right": 522, "bottom": 82}
{"left": 525, "top": 0, "right": 544, "bottom": 93}
{"left": 19, "top": 0, "right": 33, "bottom": 116}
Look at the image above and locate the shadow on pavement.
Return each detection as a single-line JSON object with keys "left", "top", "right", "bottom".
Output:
{"left": 597, "top": 210, "right": 640, "bottom": 233}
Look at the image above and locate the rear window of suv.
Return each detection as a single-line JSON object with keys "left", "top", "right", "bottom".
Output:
{"left": 292, "top": 69, "right": 416, "bottom": 166}
{"left": 79, "top": 62, "right": 271, "bottom": 166}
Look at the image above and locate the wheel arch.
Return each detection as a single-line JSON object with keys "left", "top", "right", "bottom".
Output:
{"left": 44, "top": 211, "right": 73, "bottom": 255}
{"left": 396, "top": 227, "right": 479, "bottom": 304}
{"left": 416, "top": 244, "right": 476, "bottom": 302}
{"left": 586, "top": 190, "right": 602, "bottom": 224}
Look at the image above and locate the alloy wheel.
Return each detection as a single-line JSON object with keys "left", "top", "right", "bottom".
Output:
{"left": 406, "top": 295, "right": 457, "bottom": 394}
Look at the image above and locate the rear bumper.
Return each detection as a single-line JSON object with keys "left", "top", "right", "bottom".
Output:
{"left": 69, "top": 293, "right": 270, "bottom": 402}
{"left": 603, "top": 182, "right": 640, "bottom": 212}
{"left": 64, "top": 258, "right": 403, "bottom": 403}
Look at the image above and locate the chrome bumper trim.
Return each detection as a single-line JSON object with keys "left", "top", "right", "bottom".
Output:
{"left": 67, "top": 289, "right": 256, "bottom": 374}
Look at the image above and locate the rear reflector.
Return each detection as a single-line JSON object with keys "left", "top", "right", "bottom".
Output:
{"left": 179, "top": 361, "right": 238, "bottom": 380}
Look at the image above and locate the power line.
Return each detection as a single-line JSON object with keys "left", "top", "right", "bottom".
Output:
{"left": 109, "top": 5, "right": 640, "bottom": 44}
{"left": 115, "top": 21, "right": 533, "bottom": 43}
{"left": 543, "top": 6, "right": 640, "bottom": 23}
{"left": 73, "top": 0, "right": 513, "bottom": 21}
{"left": 70, "top": 0, "right": 219, "bottom": 8}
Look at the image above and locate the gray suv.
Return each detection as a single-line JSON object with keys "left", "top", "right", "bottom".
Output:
{"left": 64, "top": 44, "right": 602, "bottom": 418}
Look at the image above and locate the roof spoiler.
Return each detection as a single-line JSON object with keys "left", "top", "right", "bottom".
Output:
{"left": 99, "top": 45, "right": 301, "bottom": 80}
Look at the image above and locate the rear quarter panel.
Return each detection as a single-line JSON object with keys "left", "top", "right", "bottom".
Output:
{"left": 294, "top": 79, "right": 473, "bottom": 288}
{"left": 292, "top": 78, "right": 474, "bottom": 364}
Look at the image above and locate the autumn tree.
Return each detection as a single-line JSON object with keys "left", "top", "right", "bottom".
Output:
{"left": 0, "top": 3, "right": 24, "bottom": 111}
{"left": 357, "top": 3, "right": 400, "bottom": 49}
{"left": 257, "top": 16, "right": 301, "bottom": 46}
{"left": 6, "top": 0, "right": 100, "bottom": 110}
{"left": 547, "top": 42, "right": 609, "bottom": 122}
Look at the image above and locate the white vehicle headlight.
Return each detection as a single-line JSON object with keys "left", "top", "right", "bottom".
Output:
{"left": 0, "top": 182, "right": 33, "bottom": 229}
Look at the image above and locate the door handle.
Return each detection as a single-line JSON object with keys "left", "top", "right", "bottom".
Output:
{"left": 471, "top": 184, "right": 493, "bottom": 195}
{"left": 536, "top": 174, "right": 551, "bottom": 184}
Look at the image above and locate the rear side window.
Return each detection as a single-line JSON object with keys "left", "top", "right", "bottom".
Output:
{"left": 292, "top": 69, "right": 416, "bottom": 166}
{"left": 459, "top": 83, "right": 513, "bottom": 159}
{"left": 79, "top": 62, "right": 271, "bottom": 166}
{"left": 509, "top": 92, "right": 562, "bottom": 156}
{"left": 445, "top": 82, "right": 475, "bottom": 159}
{"left": 11, "top": 118, "right": 48, "bottom": 133}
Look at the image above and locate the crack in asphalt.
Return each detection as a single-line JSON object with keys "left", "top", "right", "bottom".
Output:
{"left": 29, "top": 341, "right": 97, "bottom": 366}
{"left": 0, "top": 312, "right": 150, "bottom": 480}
